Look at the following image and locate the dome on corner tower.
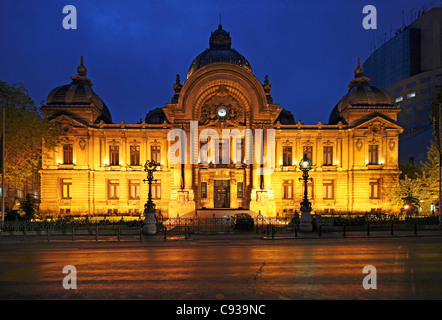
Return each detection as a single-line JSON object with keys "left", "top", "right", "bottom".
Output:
{"left": 187, "top": 24, "right": 253, "bottom": 78}
{"left": 329, "top": 58, "right": 394, "bottom": 125}
{"left": 45, "top": 56, "right": 112, "bottom": 124}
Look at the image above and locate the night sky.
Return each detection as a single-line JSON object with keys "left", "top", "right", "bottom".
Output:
{"left": 0, "top": 0, "right": 435, "bottom": 125}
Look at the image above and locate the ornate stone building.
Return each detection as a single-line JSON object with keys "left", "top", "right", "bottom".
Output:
{"left": 39, "top": 25, "right": 403, "bottom": 218}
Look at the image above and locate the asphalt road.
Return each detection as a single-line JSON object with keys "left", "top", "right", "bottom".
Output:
{"left": 1, "top": 235, "right": 442, "bottom": 300}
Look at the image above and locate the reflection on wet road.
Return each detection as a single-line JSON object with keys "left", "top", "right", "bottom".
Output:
{"left": 1, "top": 236, "right": 441, "bottom": 299}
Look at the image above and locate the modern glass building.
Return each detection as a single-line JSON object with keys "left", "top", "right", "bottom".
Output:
{"left": 362, "top": 7, "right": 442, "bottom": 164}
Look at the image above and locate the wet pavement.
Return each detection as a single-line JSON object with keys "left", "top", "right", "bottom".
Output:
{"left": 1, "top": 234, "right": 442, "bottom": 300}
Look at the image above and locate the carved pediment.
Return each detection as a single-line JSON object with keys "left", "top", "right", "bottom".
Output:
{"left": 199, "top": 86, "right": 244, "bottom": 126}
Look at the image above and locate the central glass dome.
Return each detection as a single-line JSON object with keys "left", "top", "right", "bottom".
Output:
{"left": 187, "top": 24, "right": 253, "bottom": 78}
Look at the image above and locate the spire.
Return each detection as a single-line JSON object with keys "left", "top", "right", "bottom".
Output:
{"left": 354, "top": 57, "right": 364, "bottom": 78}
{"left": 71, "top": 55, "right": 93, "bottom": 86}
{"left": 348, "top": 57, "right": 370, "bottom": 87}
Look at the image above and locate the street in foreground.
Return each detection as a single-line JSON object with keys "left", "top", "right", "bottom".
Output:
{"left": 0, "top": 235, "right": 441, "bottom": 300}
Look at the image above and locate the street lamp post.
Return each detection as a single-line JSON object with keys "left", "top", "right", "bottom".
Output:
{"left": 299, "top": 154, "right": 313, "bottom": 231}
{"left": 142, "top": 160, "right": 161, "bottom": 235}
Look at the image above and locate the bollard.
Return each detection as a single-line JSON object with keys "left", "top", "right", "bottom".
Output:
{"left": 164, "top": 227, "right": 167, "bottom": 240}
{"left": 139, "top": 228, "right": 142, "bottom": 241}
{"left": 185, "top": 227, "right": 188, "bottom": 240}
{"left": 318, "top": 225, "right": 322, "bottom": 237}
{"left": 391, "top": 223, "right": 394, "bottom": 236}
{"left": 294, "top": 226, "right": 298, "bottom": 238}
{"left": 367, "top": 224, "right": 370, "bottom": 237}
{"left": 23, "top": 224, "right": 27, "bottom": 241}
{"left": 96, "top": 226, "right": 98, "bottom": 241}
{"left": 266, "top": 225, "right": 270, "bottom": 235}
{"left": 414, "top": 223, "right": 417, "bottom": 235}
{"left": 343, "top": 225, "right": 346, "bottom": 237}
{"left": 72, "top": 228, "right": 75, "bottom": 241}
{"left": 47, "top": 226, "right": 50, "bottom": 242}
{"left": 271, "top": 225, "right": 275, "bottom": 239}
{"left": 118, "top": 226, "right": 121, "bottom": 241}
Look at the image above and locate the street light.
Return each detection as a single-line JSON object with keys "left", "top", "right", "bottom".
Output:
{"left": 299, "top": 154, "right": 313, "bottom": 231}
{"left": 142, "top": 160, "right": 161, "bottom": 235}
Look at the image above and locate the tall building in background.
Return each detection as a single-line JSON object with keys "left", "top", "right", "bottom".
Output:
{"left": 362, "top": 7, "right": 442, "bottom": 164}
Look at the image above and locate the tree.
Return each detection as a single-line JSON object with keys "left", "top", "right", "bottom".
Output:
{"left": 389, "top": 175, "right": 430, "bottom": 213}
{"left": 20, "top": 193, "right": 38, "bottom": 220}
{"left": 420, "top": 141, "right": 440, "bottom": 209}
{"left": 399, "top": 159, "right": 421, "bottom": 180}
{"left": 0, "top": 81, "right": 60, "bottom": 187}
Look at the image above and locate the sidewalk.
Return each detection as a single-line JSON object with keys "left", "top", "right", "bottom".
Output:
{"left": 1, "top": 226, "right": 441, "bottom": 243}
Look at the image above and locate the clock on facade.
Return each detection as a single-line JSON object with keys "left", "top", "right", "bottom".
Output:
{"left": 217, "top": 108, "right": 227, "bottom": 117}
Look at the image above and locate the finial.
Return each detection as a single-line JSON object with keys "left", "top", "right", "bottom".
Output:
{"left": 76, "top": 55, "right": 87, "bottom": 76}
{"left": 263, "top": 75, "right": 272, "bottom": 93}
{"left": 354, "top": 57, "right": 364, "bottom": 78}
{"left": 70, "top": 55, "right": 92, "bottom": 85}
{"left": 173, "top": 74, "right": 182, "bottom": 93}
{"left": 348, "top": 56, "right": 370, "bottom": 87}
{"left": 219, "top": 14, "right": 222, "bottom": 29}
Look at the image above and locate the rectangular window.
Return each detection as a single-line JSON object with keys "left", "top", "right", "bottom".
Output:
{"left": 282, "top": 180, "right": 293, "bottom": 199}
{"left": 129, "top": 180, "right": 140, "bottom": 200}
{"left": 394, "top": 96, "right": 403, "bottom": 103}
{"left": 235, "top": 138, "right": 245, "bottom": 164}
{"left": 420, "top": 98, "right": 431, "bottom": 105}
{"left": 130, "top": 146, "right": 140, "bottom": 166}
{"left": 283, "top": 146, "right": 292, "bottom": 166}
{"left": 151, "top": 146, "right": 161, "bottom": 164}
{"left": 323, "top": 146, "right": 333, "bottom": 166}
{"left": 368, "top": 145, "right": 379, "bottom": 165}
{"left": 307, "top": 180, "right": 314, "bottom": 200}
{"left": 61, "top": 178, "right": 72, "bottom": 199}
{"left": 237, "top": 182, "right": 243, "bottom": 198}
{"left": 407, "top": 81, "right": 416, "bottom": 88}
{"left": 323, "top": 180, "right": 334, "bottom": 199}
{"left": 200, "top": 139, "right": 209, "bottom": 164}
{"left": 201, "top": 182, "right": 207, "bottom": 198}
{"left": 303, "top": 146, "right": 313, "bottom": 163}
{"left": 407, "top": 92, "right": 416, "bottom": 99}
{"left": 395, "top": 86, "right": 403, "bottom": 93}
{"left": 110, "top": 145, "right": 119, "bottom": 165}
{"left": 369, "top": 179, "right": 380, "bottom": 199}
{"left": 420, "top": 77, "right": 430, "bottom": 84}
{"left": 17, "top": 187, "right": 23, "bottom": 199}
{"left": 108, "top": 180, "right": 119, "bottom": 199}
{"left": 216, "top": 139, "right": 230, "bottom": 164}
{"left": 63, "top": 144, "right": 73, "bottom": 164}
{"left": 152, "top": 181, "right": 161, "bottom": 199}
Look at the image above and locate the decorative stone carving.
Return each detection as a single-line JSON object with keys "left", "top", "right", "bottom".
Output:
{"left": 356, "top": 139, "right": 363, "bottom": 151}
{"left": 199, "top": 85, "right": 244, "bottom": 126}
{"left": 79, "top": 138, "right": 86, "bottom": 150}
{"left": 388, "top": 140, "right": 395, "bottom": 151}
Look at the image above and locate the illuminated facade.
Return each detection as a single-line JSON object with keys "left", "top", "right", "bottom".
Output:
{"left": 39, "top": 25, "right": 403, "bottom": 218}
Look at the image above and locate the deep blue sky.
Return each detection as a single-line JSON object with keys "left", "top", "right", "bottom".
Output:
{"left": 0, "top": 0, "right": 436, "bottom": 125}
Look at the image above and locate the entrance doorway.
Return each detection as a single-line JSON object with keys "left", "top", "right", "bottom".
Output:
{"left": 214, "top": 180, "right": 230, "bottom": 208}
